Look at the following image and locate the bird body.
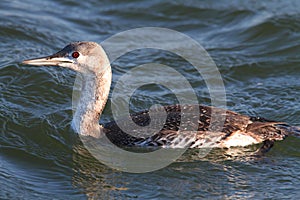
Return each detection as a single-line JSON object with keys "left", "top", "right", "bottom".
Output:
{"left": 22, "top": 41, "right": 298, "bottom": 152}
{"left": 103, "top": 104, "right": 289, "bottom": 149}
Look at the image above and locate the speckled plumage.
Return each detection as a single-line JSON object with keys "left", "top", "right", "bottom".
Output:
{"left": 103, "top": 104, "right": 292, "bottom": 149}
{"left": 22, "top": 41, "right": 299, "bottom": 152}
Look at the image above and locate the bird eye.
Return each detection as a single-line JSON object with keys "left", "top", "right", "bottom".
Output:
{"left": 72, "top": 51, "right": 80, "bottom": 58}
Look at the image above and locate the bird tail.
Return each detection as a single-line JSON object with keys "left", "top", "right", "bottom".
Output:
{"left": 252, "top": 123, "right": 300, "bottom": 155}
{"left": 273, "top": 123, "right": 300, "bottom": 138}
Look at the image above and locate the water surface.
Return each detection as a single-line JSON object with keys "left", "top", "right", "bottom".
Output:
{"left": 1, "top": 0, "right": 300, "bottom": 199}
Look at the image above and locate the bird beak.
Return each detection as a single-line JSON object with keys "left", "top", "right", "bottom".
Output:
{"left": 22, "top": 54, "right": 73, "bottom": 66}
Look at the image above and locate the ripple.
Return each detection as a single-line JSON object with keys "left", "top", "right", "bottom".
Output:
{"left": 1, "top": 0, "right": 300, "bottom": 199}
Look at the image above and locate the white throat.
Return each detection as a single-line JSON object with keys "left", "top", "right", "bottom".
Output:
{"left": 72, "top": 66, "right": 112, "bottom": 137}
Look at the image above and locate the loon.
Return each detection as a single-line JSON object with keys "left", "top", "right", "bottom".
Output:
{"left": 22, "top": 41, "right": 298, "bottom": 153}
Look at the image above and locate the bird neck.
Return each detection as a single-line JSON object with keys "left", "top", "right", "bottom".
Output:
{"left": 73, "top": 66, "right": 112, "bottom": 137}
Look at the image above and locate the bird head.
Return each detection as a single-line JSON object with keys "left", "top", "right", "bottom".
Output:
{"left": 22, "top": 41, "right": 109, "bottom": 74}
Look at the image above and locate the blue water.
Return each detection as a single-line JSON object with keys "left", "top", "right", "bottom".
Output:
{"left": 1, "top": 0, "right": 300, "bottom": 199}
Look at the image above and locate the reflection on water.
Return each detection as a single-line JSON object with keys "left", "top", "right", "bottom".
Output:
{"left": 71, "top": 140, "right": 294, "bottom": 199}
{"left": 1, "top": 0, "right": 300, "bottom": 199}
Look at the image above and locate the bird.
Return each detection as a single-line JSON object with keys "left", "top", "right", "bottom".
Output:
{"left": 22, "top": 41, "right": 299, "bottom": 153}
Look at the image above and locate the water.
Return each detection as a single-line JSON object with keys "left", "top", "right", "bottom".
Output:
{"left": 1, "top": 0, "right": 300, "bottom": 199}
